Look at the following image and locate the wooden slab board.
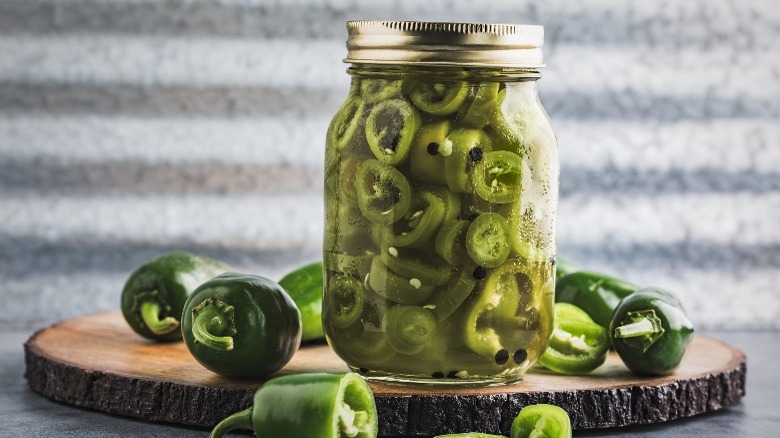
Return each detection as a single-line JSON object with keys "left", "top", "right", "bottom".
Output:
{"left": 24, "top": 311, "right": 745, "bottom": 436}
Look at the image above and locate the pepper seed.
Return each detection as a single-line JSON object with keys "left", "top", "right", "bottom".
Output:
{"left": 446, "top": 370, "right": 460, "bottom": 379}
{"left": 468, "top": 147, "right": 483, "bottom": 163}
{"left": 472, "top": 266, "right": 487, "bottom": 280}
{"left": 513, "top": 348, "right": 528, "bottom": 364}
{"left": 494, "top": 349, "right": 510, "bottom": 365}
{"left": 427, "top": 142, "right": 439, "bottom": 156}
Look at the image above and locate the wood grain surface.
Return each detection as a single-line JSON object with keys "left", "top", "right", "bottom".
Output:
{"left": 24, "top": 311, "right": 746, "bottom": 436}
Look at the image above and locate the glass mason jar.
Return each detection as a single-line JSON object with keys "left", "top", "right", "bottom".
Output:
{"left": 323, "top": 21, "right": 558, "bottom": 385}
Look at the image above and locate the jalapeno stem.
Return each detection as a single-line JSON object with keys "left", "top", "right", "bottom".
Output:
{"left": 613, "top": 309, "right": 665, "bottom": 353}
{"left": 209, "top": 406, "right": 252, "bottom": 438}
{"left": 191, "top": 298, "right": 237, "bottom": 352}
{"left": 139, "top": 299, "right": 180, "bottom": 335}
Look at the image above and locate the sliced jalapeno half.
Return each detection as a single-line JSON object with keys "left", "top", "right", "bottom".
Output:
{"left": 443, "top": 128, "right": 492, "bottom": 193}
{"left": 326, "top": 274, "right": 365, "bottom": 329}
{"left": 368, "top": 256, "right": 435, "bottom": 305}
{"left": 385, "top": 305, "right": 437, "bottom": 355}
{"left": 537, "top": 302, "right": 610, "bottom": 374}
{"left": 473, "top": 150, "right": 523, "bottom": 204}
{"left": 409, "top": 121, "right": 452, "bottom": 186}
{"left": 511, "top": 404, "right": 572, "bottom": 438}
{"left": 466, "top": 212, "right": 511, "bottom": 268}
{"left": 408, "top": 80, "right": 469, "bottom": 116}
{"left": 383, "top": 190, "right": 445, "bottom": 248}
{"left": 355, "top": 159, "right": 411, "bottom": 225}
{"left": 365, "top": 99, "right": 421, "bottom": 165}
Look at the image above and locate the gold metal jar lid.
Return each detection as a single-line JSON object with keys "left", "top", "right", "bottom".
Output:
{"left": 344, "top": 20, "right": 544, "bottom": 68}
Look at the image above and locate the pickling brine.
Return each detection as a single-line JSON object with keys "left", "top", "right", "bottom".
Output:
{"left": 323, "top": 20, "right": 558, "bottom": 385}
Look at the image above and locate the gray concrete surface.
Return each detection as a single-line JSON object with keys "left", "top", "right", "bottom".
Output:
{"left": 1, "top": 0, "right": 779, "bottom": 330}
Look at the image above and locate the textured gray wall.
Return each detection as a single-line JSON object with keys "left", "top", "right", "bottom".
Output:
{"left": 1, "top": 0, "right": 778, "bottom": 330}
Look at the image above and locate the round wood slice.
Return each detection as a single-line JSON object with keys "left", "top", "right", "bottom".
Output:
{"left": 24, "top": 311, "right": 745, "bottom": 436}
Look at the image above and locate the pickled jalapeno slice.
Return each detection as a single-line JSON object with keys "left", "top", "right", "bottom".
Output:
{"left": 425, "top": 185, "right": 462, "bottom": 222}
{"left": 368, "top": 256, "right": 435, "bottom": 304}
{"left": 337, "top": 156, "right": 363, "bottom": 206}
{"left": 458, "top": 82, "right": 503, "bottom": 128}
{"left": 409, "top": 121, "right": 452, "bottom": 185}
{"left": 462, "top": 261, "right": 535, "bottom": 358}
{"left": 434, "top": 219, "right": 469, "bottom": 266}
{"left": 426, "top": 267, "right": 477, "bottom": 321}
{"left": 408, "top": 80, "right": 469, "bottom": 116}
{"left": 327, "top": 95, "right": 365, "bottom": 150}
{"left": 332, "top": 322, "right": 396, "bottom": 368}
{"left": 360, "top": 78, "right": 403, "bottom": 104}
{"left": 365, "top": 99, "right": 421, "bottom": 165}
{"left": 385, "top": 305, "right": 437, "bottom": 355}
{"left": 444, "top": 128, "right": 492, "bottom": 193}
{"left": 381, "top": 246, "right": 453, "bottom": 286}
{"left": 466, "top": 212, "right": 511, "bottom": 268}
{"left": 326, "top": 274, "right": 365, "bottom": 329}
{"left": 473, "top": 150, "right": 523, "bottom": 204}
{"left": 383, "top": 190, "right": 446, "bottom": 248}
{"left": 355, "top": 159, "right": 412, "bottom": 225}
{"left": 324, "top": 251, "right": 375, "bottom": 278}
{"left": 510, "top": 404, "right": 572, "bottom": 438}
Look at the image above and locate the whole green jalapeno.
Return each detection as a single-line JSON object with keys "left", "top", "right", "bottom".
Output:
{"left": 556, "top": 271, "right": 640, "bottom": 328}
{"left": 209, "top": 372, "right": 378, "bottom": 438}
{"left": 279, "top": 261, "right": 325, "bottom": 343}
{"left": 554, "top": 257, "right": 579, "bottom": 281}
{"left": 610, "top": 287, "right": 694, "bottom": 376}
{"left": 120, "top": 251, "right": 231, "bottom": 342}
{"left": 181, "top": 273, "right": 302, "bottom": 379}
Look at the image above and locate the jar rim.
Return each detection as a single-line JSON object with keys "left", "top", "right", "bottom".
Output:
{"left": 344, "top": 20, "right": 545, "bottom": 68}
